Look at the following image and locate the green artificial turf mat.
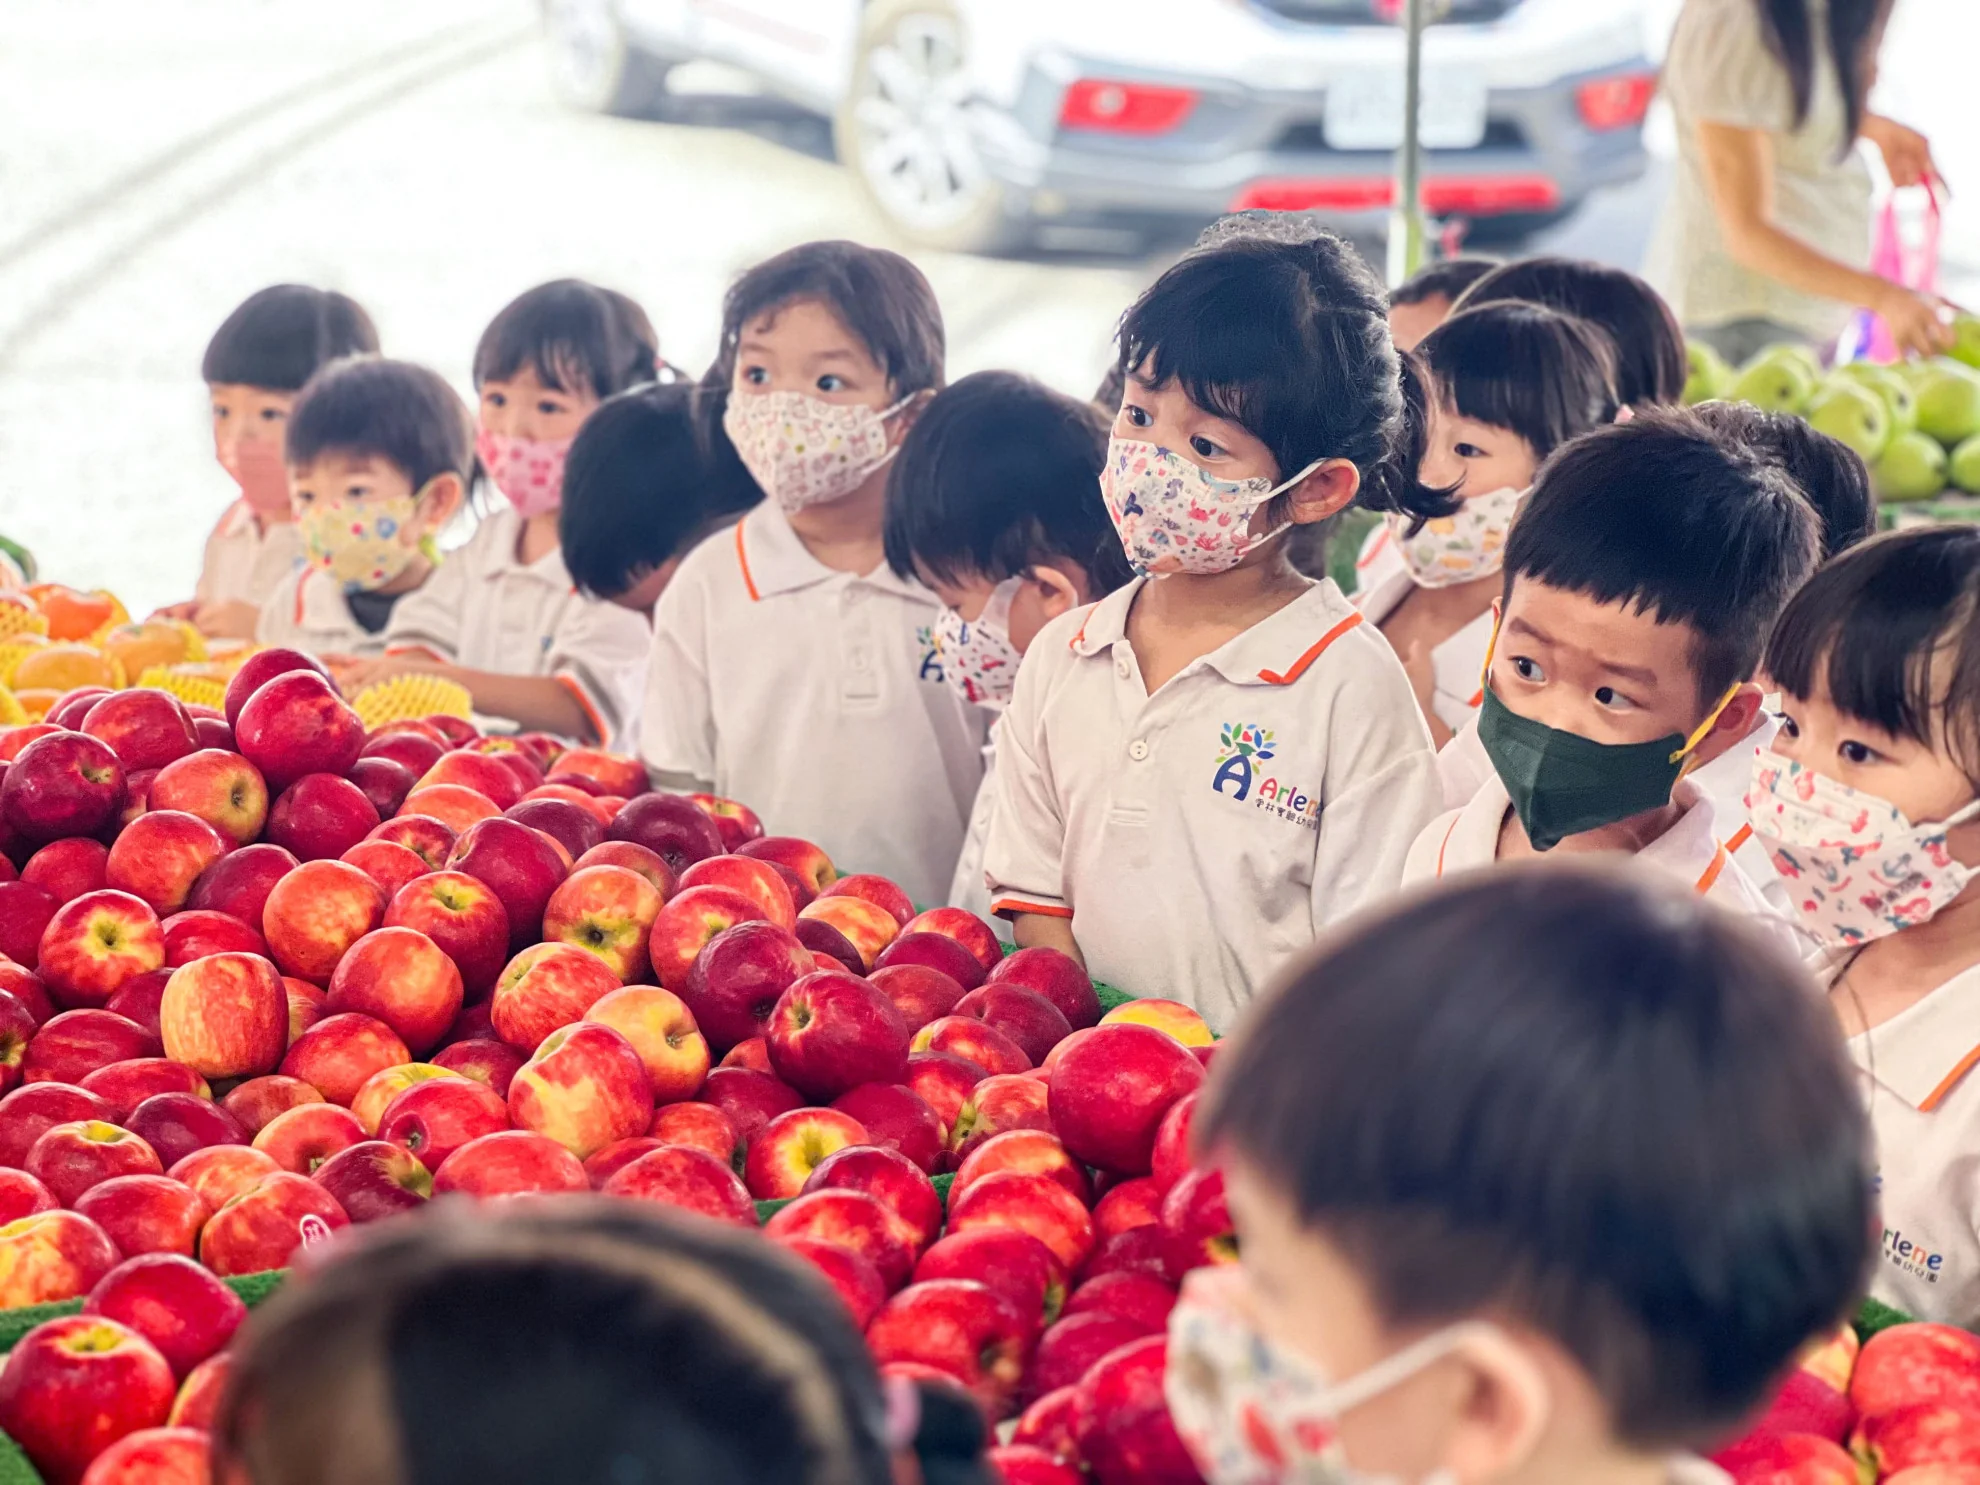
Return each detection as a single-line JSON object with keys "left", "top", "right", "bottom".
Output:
{"left": 1855, "top": 1295, "right": 1912, "bottom": 1339}
{"left": 0, "top": 1269, "right": 284, "bottom": 1355}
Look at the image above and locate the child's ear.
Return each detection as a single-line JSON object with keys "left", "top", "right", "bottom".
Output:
{"left": 1026, "top": 562, "right": 1086, "bottom": 619}
{"left": 1287, "top": 459, "right": 1361, "bottom": 525}
{"left": 1689, "top": 682, "right": 1765, "bottom": 770}
{"left": 886, "top": 387, "right": 936, "bottom": 449}
{"left": 1441, "top": 1328, "right": 1553, "bottom": 1483}
{"left": 416, "top": 473, "right": 465, "bottom": 531}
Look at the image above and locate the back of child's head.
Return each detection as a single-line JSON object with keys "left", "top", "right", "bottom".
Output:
{"left": 216, "top": 1198, "right": 903, "bottom": 1485}
{"left": 1456, "top": 256, "right": 1687, "bottom": 409}
{"left": 286, "top": 356, "right": 474, "bottom": 489}
{"left": 1689, "top": 400, "right": 1877, "bottom": 559}
{"left": 1389, "top": 255, "right": 1498, "bottom": 308}
{"left": 1113, "top": 231, "right": 1455, "bottom": 524}
{"left": 203, "top": 284, "right": 379, "bottom": 391}
{"left": 883, "top": 370, "right": 1131, "bottom": 592}
{"left": 474, "top": 279, "right": 658, "bottom": 399}
{"left": 1505, "top": 409, "right": 1819, "bottom": 705}
{"left": 708, "top": 239, "right": 944, "bottom": 398}
{"left": 561, "top": 382, "right": 760, "bottom": 599}
{"left": 1767, "top": 526, "right": 1980, "bottom": 780}
{"left": 1201, "top": 862, "right": 1870, "bottom": 1448}
{"left": 1415, "top": 301, "right": 1619, "bottom": 464}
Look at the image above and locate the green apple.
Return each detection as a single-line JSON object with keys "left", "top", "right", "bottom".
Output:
{"left": 1805, "top": 382, "right": 1891, "bottom": 462}
{"left": 1875, "top": 430, "right": 1950, "bottom": 501}
{"left": 1951, "top": 313, "right": 1980, "bottom": 373}
{"left": 1731, "top": 354, "right": 1818, "bottom": 413}
{"left": 1916, "top": 366, "right": 1980, "bottom": 446}
{"left": 1830, "top": 362, "right": 1918, "bottom": 437}
{"left": 1683, "top": 342, "right": 1732, "bottom": 404}
{"left": 1951, "top": 434, "right": 1980, "bottom": 495}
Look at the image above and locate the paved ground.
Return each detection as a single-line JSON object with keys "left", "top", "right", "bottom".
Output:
{"left": 0, "top": 0, "right": 1971, "bottom": 616}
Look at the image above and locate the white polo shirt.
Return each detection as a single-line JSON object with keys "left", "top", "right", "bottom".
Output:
{"left": 639, "top": 505, "right": 988, "bottom": 908}
{"left": 948, "top": 724, "right": 1008, "bottom": 937}
{"left": 984, "top": 578, "right": 1442, "bottom": 1034}
{"left": 1353, "top": 570, "right": 1493, "bottom": 736}
{"left": 195, "top": 502, "right": 302, "bottom": 609}
{"left": 1840, "top": 958, "right": 1980, "bottom": 1325}
{"left": 382, "top": 508, "right": 650, "bottom": 748}
{"left": 256, "top": 567, "right": 393, "bottom": 659}
{"left": 1349, "top": 521, "right": 1406, "bottom": 596}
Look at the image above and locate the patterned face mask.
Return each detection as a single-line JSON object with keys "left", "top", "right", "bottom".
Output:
{"left": 223, "top": 435, "right": 293, "bottom": 519}
{"left": 1101, "top": 439, "right": 1320, "bottom": 577}
{"left": 1747, "top": 750, "right": 1980, "bottom": 945}
{"left": 934, "top": 578, "right": 1024, "bottom": 710}
{"left": 1383, "top": 485, "right": 1524, "bottom": 589}
{"left": 298, "top": 482, "right": 432, "bottom": 593}
{"left": 723, "top": 390, "right": 912, "bottom": 514}
{"left": 477, "top": 428, "right": 573, "bottom": 519}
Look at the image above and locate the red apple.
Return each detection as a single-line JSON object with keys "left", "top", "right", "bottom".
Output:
{"left": 166, "top": 1145, "right": 279, "bottom": 1214}
{"left": 907, "top": 1051, "right": 987, "bottom": 1138}
{"left": 431, "top": 1129, "right": 588, "bottom": 1198}
{"left": 349, "top": 1063, "right": 458, "bottom": 1135}
{"left": 365, "top": 813, "right": 456, "bottom": 870}
{"left": 794, "top": 917, "right": 861, "bottom": 970}
{"left": 0, "top": 988, "right": 35, "bottom": 1094}
{"left": 448, "top": 816, "right": 568, "bottom": 952}
{"left": 260, "top": 859, "right": 383, "bottom": 985}
{"left": 21, "top": 839, "right": 110, "bottom": 905}
{"left": 948, "top": 1170, "right": 1095, "bottom": 1273}
{"left": 0, "top": 1168, "right": 55, "bottom": 1225}
{"left": 26, "top": 1120, "right": 162, "bottom": 1205}
{"left": 506, "top": 798, "right": 603, "bottom": 862}
{"left": 0, "top": 1313, "right": 175, "bottom": 1484}
{"left": 830, "top": 1082, "right": 943, "bottom": 1173}
{"left": 222, "top": 647, "right": 332, "bottom": 728}
{"left": 379, "top": 1075, "right": 510, "bottom": 1173}
{"left": 987, "top": 1445, "right": 1082, "bottom": 1485}
{"left": 508, "top": 1022, "right": 651, "bottom": 1159}
{"left": 867, "top": 1279, "right": 1031, "bottom": 1419}
{"left": 1851, "top": 1323, "right": 1980, "bottom": 1422}
{"left": 0, "top": 964, "right": 53, "bottom": 1028}
{"left": 337, "top": 838, "right": 426, "bottom": 901}
{"left": 103, "top": 813, "right": 224, "bottom": 921}
{"left": 279, "top": 1013, "right": 410, "bottom": 1105}
{"left": 77, "top": 1425, "right": 210, "bottom": 1485}
{"left": 584, "top": 985, "right": 710, "bottom": 1102}
{"left": 778, "top": 1234, "right": 887, "bottom": 1328}
{"left": 579, "top": 1136, "right": 665, "bottom": 1188}
{"left": 877, "top": 930, "right": 988, "bottom": 992}
{"left": 678, "top": 792, "right": 761, "bottom": 854}
{"left": 803, "top": 1141, "right": 941, "bottom": 1256}
{"left": 679, "top": 855, "right": 797, "bottom": 931}
{"left": 678, "top": 920, "right": 813, "bottom": 1053}
{"left": 913, "top": 1015, "right": 1030, "bottom": 1077}
{"left": 264, "top": 773, "right": 378, "bottom": 862}
{"left": 542, "top": 864, "right": 664, "bottom": 983}
{"left": 37, "top": 891, "right": 165, "bottom": 1010}
{"left": 345, "top": 755, "right": 418, "bottom": 819}
{"left": 647, "top": 1101, "right": 739, "bottom": 1165}
{"left": 312, "top": 1138, "right": 432, "bottom": 1222}
{"left": 1093, "top": 1176, "right": 1164, "bottom": 1240}
{"left": 489, "top": 942, "right": 621, "bottom": 1053}
{"left": 949, "top": 1075, "right": 1055, "bottom": 1164}
{"left": 1160, "top": 1167, "right": 1234, "bottom": 1276}
{"left": 701, "top": 1066, "right": 803, "bottom": 1149}
{"left": 1713, "top": 1434, "right": 1859, "bottom": 1485}
{"left": 1100, "top": 998, "right": 1213, "bottom": 1048}
{"left": 47, "top": 688, "right": 115, "bottom": 731}
{"left": 870, "top": 964, "right": 966, "bottom": 1034}
{"left": 157, "top": 950, "right": 285, "bottom": 1079}
{"left": 764, "top": 1187, "right": 913, "bottom": 1286}
{"left": 721, "top": 1036, "right": 772, "bottom": 1072}
{"left": 100, "top": 970, "right": 164, "bottom": 1039}
{"left": 1031, "top": 1310, "right": 1158, "bottom": 1406}
{"left": 360, "top": 728, "right": 444, "bottom": 778}
{"left": 606, "top": 793, "right": 723, "bottom": 875}
{"left": 796, "top": 896, "right": 898, "bottom": 973}
{"left": 1063, "top": 1271, "right": 1177, "bottom": 1334}
{"left": 0, "top": 882, "right": 60, "bottom": 970}
{"left": 742, "top": 1106, "right": 867, "bottom": 1200}
{"left": 903, "top": 907, "right": 1003, "bottom": 974}
{"left": 431, "top": 1037, "right": 525, "bottom": 1099}
{"left": 650, "top": 886, "right": 769, "bottom": 993}
{"left": 817, "top": 873, "right": 914, "bottom": 927}
{"left": 953, "top": 1128, "right": 1088, "bottom": 1209}
{"left": 1076, "top": 1335, "right": 1199, "bottom": 1485}
{"left": 737, "top": 836, "right": 836, "bottom": 896}
{"left": 0, "top": 732, "right": 125, "bottom": 845}
{"left": 418, "top": 750, "right": 523, "bottom": 811}
{"left": 198, "top": 1169, "right": 348, "bottom": 1276}
{"left": 80, "top": 690, "right": 196, "bottom": 773}
{"left": 159, "top": 909, "right": 265, "bottom": 968}
{"left": 167, "top": 1353, "right": 228, "bottom": 1430}
{"left": 1047, "top": 1023, "right": 1203, "bottom": 1176}
{"left": 251, "top": 1101, "right": 364, "bottom": 1174}
{"left": 548, "top": 747, "right": 646, "bottom": 798}
{"left": 191, "top": 716, "right": 233, "bottom": 751}
{"left": 24, "top": 1008, "right": 160, "bottom": 1084}
{"left": 1149, "top": 1091, "right": 1197, "bottom": 1196}
{"left": 956, "top": 985, "right": 1070, "bottom": 1068}
{"left": 0, "top": 725, "right": 62, "bottom": 763}
{"left": 321, "top": 926, "right": 462, "bottom": 1055}
{"left": 0, "top": 1083, "right": 114, "bottom": 1167}
{"left": 573, "top": 839, "right": 676, "bottom": 898}
{"left": 125, "top": 1093, "right": 244, "bottom": 1169}
{"left": 766, "top": 970, "right": 910, "bottom": 1101}
{"left": 916, "top": 1226, "right": 1067, "bottom": 1333}
{"left": 384, "top": 869, "right": 508, "bottom": 999}
{"left": 78, "top": 1059, "right": 207, "bottom": 1122}
{"left": 220, "top": 1075, "right": 324, "bottom": 1135}
{"left": 234, "top": 670, "right": 363, "bottom": 792}
{"left": 83, "top": 1251, "right": 243, "bottom": 1375}
{"left": 602, "top": 1143, "right": 756, "bottom": 1225}
{"left": 400, "top": 784, "right": 500, "bottom": 835}
{"left": 148, "top": 748, "right": 268, "bottom": 847}
{"left": 186, "top": 842, "right": 296, "bottom": 928}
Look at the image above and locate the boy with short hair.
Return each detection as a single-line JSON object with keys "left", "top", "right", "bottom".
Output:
{"left": 1402, "top": 410, "right": 1816, "bottom": 937}
{"left": 1178, "top": 863, "right": 1871, "bottom": 1485}
{"left": 257, "top": 357, "right": 473, "bottom": 659}
{"left": 1385, "top": 255, "right": 1498, "bottom": 351}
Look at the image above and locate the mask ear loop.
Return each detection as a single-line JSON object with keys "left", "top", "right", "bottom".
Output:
{"left": 1670, "top": 683, "right": 1743, "bottom": 771}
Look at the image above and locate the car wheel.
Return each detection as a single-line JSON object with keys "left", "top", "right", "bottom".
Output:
{"left": 835, "top": 0, "right": 1027, "bottom": 254}
{"left": 540, "top": 0, "right": 673, "bottom": 118}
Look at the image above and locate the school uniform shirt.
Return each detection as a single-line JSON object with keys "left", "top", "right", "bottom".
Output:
{"left": 639, "top": 505, "right": 989, "bottom": 909}
{"left": 984, "top": 577, "right": 1443, "bottom": 1033}
{"left": 1690, "top": 710, "right": 1809, "bottom": 932}
{"left": 1353, "top": 569, "right": 1493, "bottom": 736}
{"left": 1841, "top": 958, "right": 1980, "bottom": 1325}
{"left": 1349, "top": 520, "right": 1405, "bottom": 596}
{"left": 255, "top": 566, "right": 401, "bottom": 659}
{"left": 948, "top": 723, "right": 1010, "bottom": 938}
{"left": 381, "top": 508, "right": 649, "bottom": 748}
{"left": 195, "top": 502, "right": 302, "bottom": 609}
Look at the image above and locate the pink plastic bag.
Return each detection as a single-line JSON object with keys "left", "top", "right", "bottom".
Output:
{"left": 1838, "top": 185, "right": 1941, "bottom": 364}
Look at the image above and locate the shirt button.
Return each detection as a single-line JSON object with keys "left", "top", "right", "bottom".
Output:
{"left": 1128, "top": 739, "right": 1150, "bottom": 762}
{"left": 851, "top": 652, "right": 871, "bottom": 671}
{"left": 1116, "top": 659, "right": 1131, "bottom": 679}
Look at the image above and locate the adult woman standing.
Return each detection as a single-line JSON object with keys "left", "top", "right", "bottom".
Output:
{"left": 1650, "top": 0, "right": 1953, "bottom": 362}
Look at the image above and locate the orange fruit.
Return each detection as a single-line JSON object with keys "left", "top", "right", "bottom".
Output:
{"left": 11, "top": 689, "right": 60, "bottom": 721}
{"left": 11, "top": 643, "right": 117, "bottom": 693}
{"left": 101, "top": 620, "right": 193, "bottom": 679}
{"left": 30, "top": 585, "right": 119, "bottom": 642}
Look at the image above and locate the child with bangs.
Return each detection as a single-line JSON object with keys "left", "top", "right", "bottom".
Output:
{"left": 983, "top": 229, "right": 1452, "bottom": 1030}
{"left": 346, "top": 280, "right": 655, "bottom": 744}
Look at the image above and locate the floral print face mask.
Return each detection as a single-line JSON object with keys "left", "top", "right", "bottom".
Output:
{"left": 477, "top": 428, "right": 572, "bottom": 519}
{"left": 299, "top": 487, "right": 426, "bottom": 592}
{"left": 1747, "top": 749, "right": 1980, "bottom": 946}
{"left": 724, "top": 390, "right": 912, "bottom": 514}
{"left": 1101, "top": 439, "right": 1319, "bottom": 577}
{"left": 933, "top": 577, "right": 1023, "bottom": 710}
{"left": 1384, "top": 485, "right": 1524, "bottom": 590}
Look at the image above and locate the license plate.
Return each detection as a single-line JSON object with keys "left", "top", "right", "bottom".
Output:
{"left": 1323, "top": 68, "right": 1488, "bottom": 151}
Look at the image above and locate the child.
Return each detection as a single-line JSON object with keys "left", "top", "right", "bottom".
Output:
{"left": 881, "top": 369, "right": 1133, "bottom": 924}
{"left": 984, "top": 231, "right": 1451, "bottom": 1032}
{"left": 558, "top": 382, "right": 761, "bottom": 615}
{"left": 1690, "top": 398, "right": 1878, "bottom": 560}
{"left": 1751, "top": 526, "right": 1980, "bottom": 1323}
{"left": 1401, "top": 411, "right": 1815, "bottom": 941}
{"left": 164, "top": 284, "right": 379, "bottom": 638}
{"left": 1456, "top": 254, "right": 1689, "bottom": 409}
{"left": 640, "top": 242, "right": 988, "bottom": 907}
{"left": 347, "top": 280, "right": 656, "bottom": 745}
{"left": 1359, "top": 301, "right": 1618, "bottom": 746}
{"left": 256, "top": 357, "right": 472, "bottom": 659}
{"left": 1385, "top": 254, "right": 1498, "bottom": 351}
{"left": 1179, "top": 862, "right": 1870, "bottom": 1485}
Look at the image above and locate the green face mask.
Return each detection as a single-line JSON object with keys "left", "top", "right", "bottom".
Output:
{"left": 1476, "top": 683, "right": 1733, "bottom": 852}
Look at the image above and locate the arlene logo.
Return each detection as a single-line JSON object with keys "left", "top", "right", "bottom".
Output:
{"left": 915, "top": 624, "right": 944, "bottom": 683}
{"left": 1885, "top": 1226, "right": 1946, "bottom": 1282}
{"left": 1213, "top": 723, "right": 1275, "bottom": 800}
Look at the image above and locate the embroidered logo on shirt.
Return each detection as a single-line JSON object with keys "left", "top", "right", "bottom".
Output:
{"left": 1884, "top": 1225, "right": 1946, "bottom": 1285}
{"left": 1213, "top": 723, "right": 1319, "bottom": 830}
{"left": 915, "top": 624, "right": 945, "bottom": 684}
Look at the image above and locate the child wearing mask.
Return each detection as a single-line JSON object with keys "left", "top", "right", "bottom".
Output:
{"left": 640, "top": 241, "right": 987, "bottom": 906}
{"left": 1402, "top": 411, "right": 1815, "bottom": 943}
{"left": 1359, "top": 301, "right": 1619, "bottom": 746}
{"left": 1176, "top": 862, "right": 1870, "bottom": 1485}
{"left": 881, "top": 370, "right": 1134, "bottom": 924}
{"left": 1752, "top": 527, "right": 1980, "bottom": 1323}
{"left": 160, "top": 284, "right": 379, "bottom": 638}
{"left": 257, "top": 358, "right": 472, "bottom": 657}
{"left": 343, "top": 280, "right": 655, "bottom": 745}
{"left": 984, "top": 231, "right": 1450, "bottom": 1031}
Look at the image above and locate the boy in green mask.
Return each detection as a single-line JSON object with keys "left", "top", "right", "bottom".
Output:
{"left": 1401, "top": 410, "right": 1815, "bottom": 944}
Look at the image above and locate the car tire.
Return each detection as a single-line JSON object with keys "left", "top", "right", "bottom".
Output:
{"left": 834, "top": 0, "right": 1029, "bottom": 255}
{"left": 540, "top": 0, "right": 674, "bottom": 118}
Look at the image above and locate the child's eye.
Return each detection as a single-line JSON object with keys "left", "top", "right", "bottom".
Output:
{"left": 294, "top": 490, "right": 314, "bottom": 505}
{"left": 536, "top": 400, "right": 562, "bottom": 417}
{"left": 741, "top": 366, "right": 768, "bottom": 386}
{"left": 1188, "top": 435, "right": 1226, "bottom": 460}
{"left": 1123, "top": 404, "right": 1151, "bottom": 428}
{"left": 1774, "top": 712, "right": 1800, "bottom": 740}
{"left": 1455, "top": 441, "right": 1486, "bottom": 458}
{"left": 1511, "top": 656, "right": 1544, "bottom": 682}
{"left": 1593, "top": 685, "right": 1633, "bottom": 710}
{"left": 816, "top": 374, "right": 845, "bottom": 393}
{"left": 485, "top": 391, "right": 506, "bottom": 407}
{"left": 1840, "top": 740, "right": 1881, "bottom": 765}
{"left": 212, "top": 407, "right": 229, "bottom": 420}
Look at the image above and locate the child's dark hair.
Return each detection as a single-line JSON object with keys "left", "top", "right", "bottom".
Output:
{"left": 883, "top": 371, "right": 1132, "bottom": 593}
{"left": 1688, "top": 400, "right": 1877, "bottom": 559}
{"left": 706, "top": 240, "right": 945, "bottom": 399}
{"left": 1389, "top": 256, "right": 1498, "bottom": 308}
{"left": 560, "top": 383, "right": 761, "bottom": 599}
{"left": 1504, "top": 408, "right": 1819, "bottom": 707}
{"left": 1456, "top": 256, "right": 1687, "bottom": 409}
{"left": 1114, "top": 233, "right": 1458, "bottom": 525}
{"left": 214, "top": 1199, "right": 906, "bottom": 1485}
{"left": 285, "top": 357, "right": 474, "bottom": 490}
{"left": 473, "top": 279, "right": 658, "bottom": 400}
{"left": 1767, "top": 526, "right": 1980, "bottom": 784}
{"left": 202, "top": 285, "right": 380, "bottom": 392}
{"left": 1416, "top": 302, "right": 1619, "bottom": 463}
{"left": 1202, "top": 862, "right": 1870, "bottom": 1448}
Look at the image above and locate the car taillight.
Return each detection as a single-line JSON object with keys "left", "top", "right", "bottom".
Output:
{"left": 1058, "top": 80, "right": 1200, "bottom": 136}
{"left": 1576, "top": 73, "right": 1655, "bottom": 131}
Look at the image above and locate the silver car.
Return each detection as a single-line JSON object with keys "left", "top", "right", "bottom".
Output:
{"left": 543, "top": 0, "right": 1653, "bottom": 254}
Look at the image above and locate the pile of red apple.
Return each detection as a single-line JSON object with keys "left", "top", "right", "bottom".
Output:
{"left": 1714, "top": 1321, "right": 1980, "bottom": 1484}
{"left": 0, "top": 649, "right": 1228, "bottom": 1484}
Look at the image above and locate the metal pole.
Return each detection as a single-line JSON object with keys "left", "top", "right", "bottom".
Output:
{"left": 1386, "top": 0, "right": 1427, "bottom": 287}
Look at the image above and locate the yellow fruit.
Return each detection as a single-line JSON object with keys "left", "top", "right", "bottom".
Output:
{"left": 136, "top": 664, "right": 227, "bottom": 711}
{"left": 0, "top": 688, "right": 24, "bottom": 727}
{"left": 100, "top": 620, "right": 193, "bottom": 679}
{"left": 12, "top": 689, "right": 59, "bottom": 721}
{"left": 352, "top": 674, "right": 474, "bottom": 732}
{"left": 28, "top": 585, "right": 120, "bottom": 642}
{"left": 11, "top": 643, "right": 118, "bottom": 693}
{"left": 0, "top": 639, "right": 47, "bottom": 688}
{"left": 0, "top": 597, "right": 48, "bottom": 640}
